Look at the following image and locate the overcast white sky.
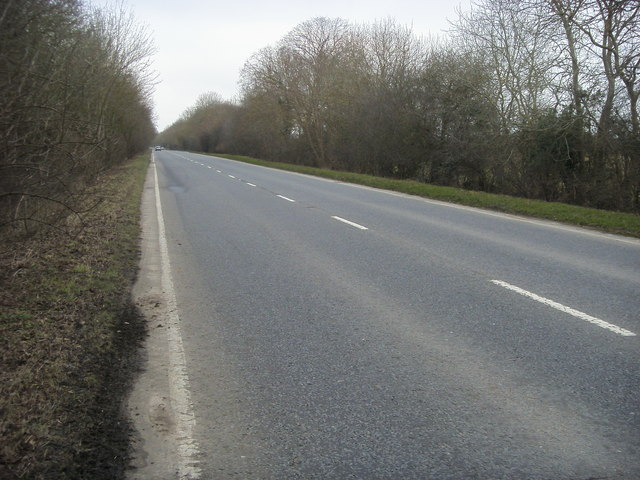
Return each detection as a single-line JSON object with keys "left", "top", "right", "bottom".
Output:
{"left": 93, "top": 0, "right": 471, "bottom": 131}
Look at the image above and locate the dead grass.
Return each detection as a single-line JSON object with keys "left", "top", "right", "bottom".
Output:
{"left": 0, "top": 154, "right": 149, "bottom": 479}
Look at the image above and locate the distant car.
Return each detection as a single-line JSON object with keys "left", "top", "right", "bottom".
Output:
{"left": 154, "top": 145, "right": 163, "bottom": 151}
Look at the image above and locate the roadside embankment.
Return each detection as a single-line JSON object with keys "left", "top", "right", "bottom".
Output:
{"left": 0, "top": 154, "right": 150, "bottom": 479}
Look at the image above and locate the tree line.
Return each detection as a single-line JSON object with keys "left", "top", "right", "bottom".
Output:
{"left": 157, "top": 0, "right": 639, "bottom": 213}
{"left": 0, "top": 0, "right": 156, "bottom": 238}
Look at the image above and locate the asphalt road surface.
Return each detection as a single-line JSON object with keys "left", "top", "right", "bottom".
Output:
{"left": 148, "top": 150, "right": 639, "bottom": 479}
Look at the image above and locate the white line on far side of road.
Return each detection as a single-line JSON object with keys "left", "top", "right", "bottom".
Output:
{"left": 331, "top": 216, "right": 369, "bottom": 230}
{"left": 277, "top": 194, "right": 295, "bottom": 202}
{"left": 491, "top": 280, "right": 636, "bottom": 337}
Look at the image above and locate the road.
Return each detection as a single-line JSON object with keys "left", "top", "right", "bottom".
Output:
{"left": 134, "top": 149, "right": 640, "bottom": 479}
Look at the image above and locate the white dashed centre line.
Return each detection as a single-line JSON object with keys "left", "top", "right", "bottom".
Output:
{"left": 277, "top": 194, "right": 295, "bottom": 202}
{"left": 246, "top": 183, "right": 257, "bottom": 187}
{"left": 331, "top": 216, "right": 368, "bottom": 230}
{"left": 228, "top": 175, "right": 236, "bottom": 179}
{"left": 491, "top": 280, "right": 636, "bottom": 337}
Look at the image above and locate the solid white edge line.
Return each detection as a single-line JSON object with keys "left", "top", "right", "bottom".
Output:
{"left": 331, "top": 216, "right": 369, "bottom": 230}
{"left": 491, "top": 279, "right": 636, "bottom": 337}
{"left": 276, "top": 194, "right": 295, "bottom": 202}
{"left": 153, "top": 160, "right": 203, "bottom": 478}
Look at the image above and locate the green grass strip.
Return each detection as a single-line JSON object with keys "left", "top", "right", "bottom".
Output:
{"left": 205, "top": 153, "right": 640, "bottom": 239}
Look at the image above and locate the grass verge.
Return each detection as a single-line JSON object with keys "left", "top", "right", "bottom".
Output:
{"left": 0, "top": 154, "right": 149, "bottom": 479}
{"left": 210, "top": 153, "right": 640, "bottom": 239}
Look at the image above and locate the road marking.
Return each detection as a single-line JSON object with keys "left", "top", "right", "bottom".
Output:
{"left": 246, "top": 183, "right": 257, "bottom": 187}
{"left": 491, "top": 280, "right": 636, "bottom": 337}
{"left": 331, "top": 216, "right": 369, "bottom": 230}
{"left": 216, "top": 170, "right": 221, "bottom": 173}
{"left": 277, "top": 194, "right": 295, "bottom": 202}
{"left": 228, "top": 175, "right": 236, "bottom": 179}
{"left": 207, "top": 166, "right": 212, "bottom": 169}
{"left": 152, "top": 161, "right": 202, "bottom": 478}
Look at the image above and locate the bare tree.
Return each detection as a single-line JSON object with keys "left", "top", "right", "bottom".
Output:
{"left": 0, "top": 0, "right": 156, "bottom": 238}
{"left": 452, "top": 0, "right": 558, "bottom": 130}
{"left": 241, "top": 18, "right": 358, "bottom": 168}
